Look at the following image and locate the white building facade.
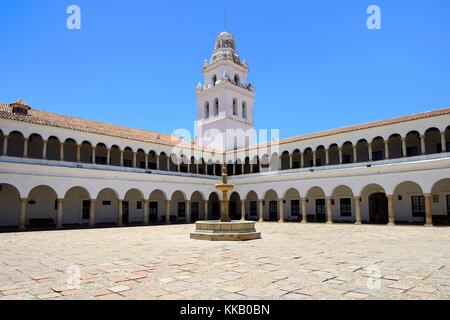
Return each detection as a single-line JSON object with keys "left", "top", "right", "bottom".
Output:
{"left": 0, "top": 32, "right": 449, "bottom": 230}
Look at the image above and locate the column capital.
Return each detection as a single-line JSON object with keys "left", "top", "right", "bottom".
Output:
{"left": 354, "top": 196, "right": 361, "bottom": 201}
{"left": 20, "top": 198, "right": 28, "bottom": 203}
{"left": 423, "top": 193, "right": 432, "bottom": 198}
{"left": 386, "top": 195, "right": 395, "bottom": 200}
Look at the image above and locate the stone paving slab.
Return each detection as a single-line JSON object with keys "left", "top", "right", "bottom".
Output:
{"left": 0, "top": 223, "right": 449, "bottom": 300}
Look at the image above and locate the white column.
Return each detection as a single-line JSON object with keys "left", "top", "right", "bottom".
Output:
{"left": 326, "top": 197, "right": 333, "bottom": 224}
{"left": 133, "top": 152, "right": 137, "bottom": 168}
{"left": 19, "top": 198, "right": 27, "bottom": 230}
{"left": 107, "top": 149, "right": 111, "bottom": 165}
{"left": 354, "top": 196, "right": 362, "bottom": 225}
{"left": 204, "top": 200, "right": 209, "bottom": 221}
{"left": 353, "top": 145, "right": 358, "bottom": 163}
{"left": 118, "top": 200, "right": 123, "bottom": 226}
{"left": 23, "top": 138, "right": 28, "bottom": 158}
{"left": 289, "top": 154, "right": 293, "bottom": 169}
{"left": 258, "top": 199, "right": 264, "bottom": 222}
{"left": 89, "top": 199, "right": 96, "bottom": 227}
{"left": 2, "top": 135, "right": 7, "bottom": 155}
{"left": 166, "top": 200, "right": 171, "bottom": 224}
{"left": 312, "top": 151, "right": 316, "bottom": 167}
{"left": 384, "top": 141, "right": 390, "bottom": 160}
{"left": 143, "top": 199, "right": 149, "bottom": 225}
{"left": 60, "top": 143, "right": 65, "bottom": 161}
{"left": 424, "top": 194, "right": 433, "bottom": 227}
{"left": 145, "top": 154, "right": 149, "bottom": 170}
{"left": 120, "top": 151, "right": 124, "bottom": 167}
{"left": 338, "top": 148, "right": 343, "bottom": 164}
{"left": 56, "top": 199, "right": 63, "bottom": 229}
{"left": 402, "top": 138, "right": 407, "bottom": 157}
{"left": 387, "top": 195, "right": 395, "bottom": 226}
{"left": 92, "top": 147, "right": 96, "bottom": 164}
{"left": 76, "top": 145, "right": 80, "bottom": 162}
{"left": 278, "top": 199, "right": 285, "bottom": 223}
{"left": 241, "top": 200, "right": 246, "bottom": 221}
{"left": 186, "top": 201, "right": 191, "bottom": 223}
{"left": 156, "top": 155, "right": 160, "bottom": 170}
{"left": 300, "top": 153, "right": 305, "bottom": 168}
{"left": 42, "top": 141, "right": 47, "bottom": 160}
{"left": 368, "top": 143, "right": 373, "bottom": 161}
{"left": 166, "top": 157, "right": 170, "bottom": 171}
{"left": 441, "top": 132, "right": 447, "bottom": 152}
{"left": 420, "top": 135, "right": 426, "bottom": 155}
{"left": 301, "top": 197, "right": 307, "bottom": 224}
{"left": 325, "top": 149, "right": 330, "bottom": 166}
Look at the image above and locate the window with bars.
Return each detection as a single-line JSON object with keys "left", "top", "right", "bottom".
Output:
{"left": 411, "top": 196, "right": 425, "bottom": 218}
{"left": 291, "top": 200, "right": 300, "bottom": 217}
{"left": 340, "top": 198, "right": 352, "bottom": 217}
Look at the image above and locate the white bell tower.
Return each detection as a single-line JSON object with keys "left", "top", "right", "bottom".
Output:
{"left": 196, "top": 32, "right": 256, "bottom": 152}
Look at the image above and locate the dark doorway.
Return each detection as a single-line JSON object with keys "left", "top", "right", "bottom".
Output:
{"left": 122, "top": 201, "right": 129, "bottom": 224}
{"left": 191, "top": 202, "right": 199, "bottom": 222}
{"left": 269, "top": 201, "right": 278, "bottom": 221}
{"left": 369, "top": 193, "right": 388, "bottom": 224}
{"left": 315, "top": 199, "right": 326, "bottom": 222}
{"left": 230, "top": 201, "right": 239, "bottom": 220}
{"left": 82, "top": 200, "right": 90, "bottom": 224}
{"left": 149, "top": 202, "right": 158, "bottom": 222}
{"left": 212, "top": 202, "right": 220, "bottom": 219}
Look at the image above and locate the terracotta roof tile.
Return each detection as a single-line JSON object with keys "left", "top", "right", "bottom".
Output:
{"left": 1, "top": 103, "right": 449, "bottom": 153}
{"left": 237, "top": 107, "right": 450, "bottom": 152}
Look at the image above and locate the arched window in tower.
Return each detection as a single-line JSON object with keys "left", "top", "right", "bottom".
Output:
{"left": 233, "top": 98, "right": 238, "bottom": 116}
{"left": 205, "top": 102, "right": 210, "bottom": 119}
{"left": 212, "top": 75, "right": 217, "bottom": 86}
{"left": 242, "top": 102, "right": 247, "bottom": 119}
{"left": 234, "top": 74, "right": 240, "bottom": 86}
{"left": 214, "top": 98, "right": 219, "bottom": 116}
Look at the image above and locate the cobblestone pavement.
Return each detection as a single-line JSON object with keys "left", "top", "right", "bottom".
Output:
{"left": 0, "top": 223, "right": 449, "bottom": 300}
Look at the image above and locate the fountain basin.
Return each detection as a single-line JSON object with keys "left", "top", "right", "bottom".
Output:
{"left": 190, "top": 221, "right": 261, "bottom": 241}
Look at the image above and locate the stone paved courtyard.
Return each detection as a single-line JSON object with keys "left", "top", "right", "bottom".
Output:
{"left": 0, "top": 223, "right": 449, "bottom": 300}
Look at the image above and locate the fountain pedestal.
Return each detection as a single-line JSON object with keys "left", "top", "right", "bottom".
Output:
{"left": 190, "top": 220, "right": 261, "bottom": 241}
{"left": 190, "top": 162, "right": 261, "bottom": 241}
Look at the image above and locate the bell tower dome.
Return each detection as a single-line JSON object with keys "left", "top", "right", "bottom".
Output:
{"left": 196, "top": 32, "right": 256, "bottom": 152}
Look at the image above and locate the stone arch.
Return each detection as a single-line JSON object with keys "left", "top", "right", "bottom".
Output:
{"left": 27, "top": 185, "right": 58, "bottom": 227}
{"left": 123, "top": 147, "right": 134, "bottom": 167}
{"left": 171, "top": 191, "right": 187, "bottom": 221}
{"left": 7, "top": 131, "right": 25, "bottom": 157}
{"left": 229, "top": 192, "right": 242, "bottom": 220}
{"left": 124, "top": 189, "right": 145, "bottom": 224}
{"left": 284, "top": 188, "right": 301, "bottom": 221}
{"left": 342, "top": 141, "right": 354, "bottom": 164}
{"left": 63, "top": 186, "right": 91, "bottom": 225}
{"left": 244, "top": 190, "right": 259, "bottom": 221}
{"left": 281, "top": 151, "right": 290, "bottom": 170}
{"left": 63, "top": 139, "right": 78, "bottom": 162}
{"left": 387, "top": 134, "right": 403, "bottom": 159}
{"left": 431, "top": 179, "right": 450, "bottom": 224}
{"left": 331, "top": 185, "right": 355, "bottom": 223}
{"left": 95, "top": 188, "right": 119, "bottom": 225}
{"left": 80, "top": 141, "right": 93, "bottom": 164}
{"left": 292, "top": 150, "right": 301, "bottom": 169}
{"left": 360, "top": 183, "right": 388, "bottom": 224}
{"left": 424, "top": 127, "right": 441, "bottom": 155}
{"left": 0, "top": 183, "right": 20, "bottom": 227}
{"left": 315, "top": 146, "right": 326, "bottom": 167}
{"left": 46, "top": 136, "right": 60, "bottom": 161}
{"left": 356, "top": 139, "right": 369, "bottom": 163}
{"left": 263, "top": 189, "right": 279, "bottom": 221}
{"left": 159, "top": 152, "right": 168, "bottom": 171}
{"left": 28, "top": 133, "right": 44, "bottom": 159}
{"left": 405, "top": 131, "right": 422, "bottom": 157}
{"left": 136, "top": 149, "right": 146, "bottom": 169}
{"left": 392, "top": 181, "right": 425, "bottom": 224}
{"left": 371, "top": 136, "right": 385, "bottom": 161}
{"left": 208, "top": 192, "right": 220, "bottom": 220}
{"left": 149, "top": 189, "right": 167, "bottom": 223}
{"left": 190, "top": 191, "right": 205, "bottom": 222}
{"left": 306, "top": 186, "right": 326, "bottom": 223}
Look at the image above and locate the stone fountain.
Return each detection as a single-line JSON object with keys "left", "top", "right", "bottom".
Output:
{"left": 190, "top": 163, "right": 261, "bottom": 241}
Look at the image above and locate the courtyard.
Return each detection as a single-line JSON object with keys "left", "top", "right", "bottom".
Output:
{"left": 0, "top": 223, "right": 449, "bottom": 300}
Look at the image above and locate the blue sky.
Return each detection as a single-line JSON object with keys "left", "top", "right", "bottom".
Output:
{"left": 1, "top": 0, "right": 449, "bottom": 139}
